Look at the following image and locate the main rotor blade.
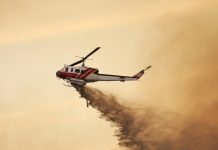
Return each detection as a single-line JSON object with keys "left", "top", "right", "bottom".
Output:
{"left": 69, "top": 60, "right": 83, "bottom": 66}
{"left": 83, "top": 47, "right": 100, "bottom": 60}
{"left": 69, "top": 47, "right": 100, "bottom": 66}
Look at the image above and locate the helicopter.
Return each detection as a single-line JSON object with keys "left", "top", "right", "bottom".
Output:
{"left": 56, "top": 47, "right": 151, "bottom": 87}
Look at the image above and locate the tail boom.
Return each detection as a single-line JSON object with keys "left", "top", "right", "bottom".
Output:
{"left": 97, "top": 66, "right": 151, "bottom": 82}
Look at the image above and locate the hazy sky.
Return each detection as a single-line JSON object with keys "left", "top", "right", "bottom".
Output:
{"left": 0, "top": 0, "right": 218, "bottom": 150}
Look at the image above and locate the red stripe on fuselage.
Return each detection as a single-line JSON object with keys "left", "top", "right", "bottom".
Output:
{"left": 59, "top": 68, "right": 97, "bottom": 80}
{"left": 82, "top": 69, "right": 97, "bottom": 79}
{"left": 60, "top": 72, "right": 78, "bottom": 78}
{"left": 77, "top": 68, "right": 92, "bottom": 79}
{"left": 79, "top": 68, "right": 94, "bottom": 79}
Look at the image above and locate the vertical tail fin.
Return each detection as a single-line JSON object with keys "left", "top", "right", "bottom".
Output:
{"left": 133, "top": 66, "right": 151, "bottom": 79}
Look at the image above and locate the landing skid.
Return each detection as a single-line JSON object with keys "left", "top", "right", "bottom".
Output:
{"left": 63, "top": 83, "right": 73, "bottom": 87}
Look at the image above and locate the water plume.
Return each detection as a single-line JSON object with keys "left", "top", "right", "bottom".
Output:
{"left": 73, "top": 85, "right": 176, "bottom": 150}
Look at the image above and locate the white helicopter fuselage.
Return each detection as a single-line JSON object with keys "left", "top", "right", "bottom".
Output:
{"left": 56, "top": 65, "right": 146, "bottom": 86}
{"left": 56, "top": 47, "right": 150, "bottom": 86}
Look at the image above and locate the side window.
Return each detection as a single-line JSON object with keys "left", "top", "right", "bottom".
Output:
{"left": 71, "top": 68, "right": 74, "bottom": 72}
{"left": 81, "top": 70, "right": 85, "bottom": 74}
{"left": 75, "top": 69, "right": 80, "bottom": 73}
{"left": 65, "top": 67, "right": 68, "bottom": 72}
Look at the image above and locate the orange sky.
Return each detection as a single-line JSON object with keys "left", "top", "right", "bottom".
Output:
{"left": 0, "top": 0, "right": 218, "bottom": 150}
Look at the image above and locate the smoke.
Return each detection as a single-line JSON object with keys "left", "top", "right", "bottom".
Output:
{"left": 72, "top": 2, "right": 218, "bottom": 150}
{"left": 171, "top": 102, "right": 218, "bottom": 150}
{"left": 136, "top": 1, "right": 218, "bottom": 150}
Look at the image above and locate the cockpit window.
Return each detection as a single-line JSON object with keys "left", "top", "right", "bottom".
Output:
{"left": 75, "top": 69, "right": 80, "bottom": 73}
{"left": 71, "top": 68, "right": 74, "bottom": 72}
{"left": 81, "top": 70, "right": 85, "bottom": 74}
{"left": 65, "top": 67, "right": 68, "bottom": 72}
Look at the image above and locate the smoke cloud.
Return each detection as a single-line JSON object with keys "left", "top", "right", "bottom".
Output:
{"left": 137, "top": 1, "right": 218, "bottom": 150}
{"left": 73, "top": 2, "right": 218, "bottom": 150}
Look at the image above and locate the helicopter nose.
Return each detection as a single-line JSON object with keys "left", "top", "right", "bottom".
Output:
{"left": 56, "top": 71, "right": 61, "bottom": 78}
